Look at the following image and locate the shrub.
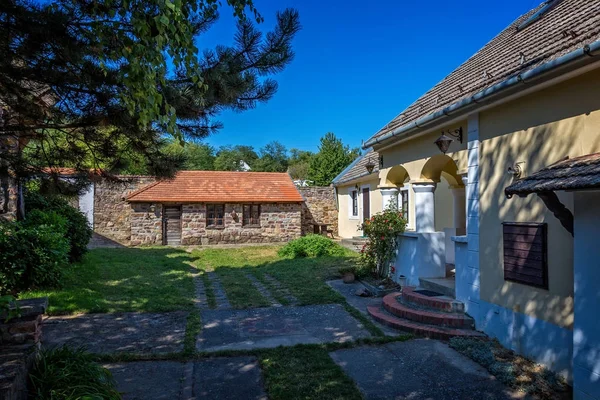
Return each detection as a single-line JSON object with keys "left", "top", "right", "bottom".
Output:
{"left": 278, "top": 234, "right": 346, "bottom": 258}
{"left": 28, "top": 346, "right": 121, "bottom": 400}
{"left": 22, "top": 209, "right": 69, "bottom": 236}
{"left": 360, "top": 207, "right": 406, "bottom": 278}
{"left": 25, "top": 191, "right": 92, "bottom": 262}
{"left": 0, "top": 220, "right": 70, "bottom": 296}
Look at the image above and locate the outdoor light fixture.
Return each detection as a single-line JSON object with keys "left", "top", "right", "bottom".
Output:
{"left": 434, "top": 127, "right": 463, "bottom": 154}
{"left": 365, "top": 157, "right": 376, "bottom": 174}
{"left": 149, "top": 204, "right": 156, "bottom": 213}
{"left": 355, "top": 184, "right": 360, "bottom": 191}
{"left": 230, "top": 209, "right": 237, "bottom": 219}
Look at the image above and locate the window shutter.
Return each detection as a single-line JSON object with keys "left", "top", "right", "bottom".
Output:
{"left": 502, "top": 222, "right": 548, "bottom": 289}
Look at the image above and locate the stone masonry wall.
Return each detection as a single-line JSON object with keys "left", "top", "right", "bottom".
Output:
{"left": 298, "top": 186, "right": 338, "bottom": 236}
{"left": 130, "top": 202, "right": 163, "bottom": 246}
{"left": 180, "top": 203, "right": 302, "bottom": 245}
{"left": 94, "top": 177, "right": 156, "bottom": 244}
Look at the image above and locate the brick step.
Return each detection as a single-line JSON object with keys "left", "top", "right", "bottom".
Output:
{"left": 383, "top": 293, "right": 474, "bottom": 329}
{"left": 367, "top": 305, "right": 486, "bottom": 341}
{"left": 419, "top": 278, "right": 456, "bottom": 298}
{"left": 401, "top": 287, "right": 464, "bottom": 313}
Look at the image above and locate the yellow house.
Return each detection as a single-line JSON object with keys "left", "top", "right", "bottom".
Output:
{"left": 351, "top": 1, "right": 600, "bottom": 397}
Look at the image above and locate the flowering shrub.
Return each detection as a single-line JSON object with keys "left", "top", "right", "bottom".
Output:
{"left": 359, "top": 207, "right": 406, "bottom": 278}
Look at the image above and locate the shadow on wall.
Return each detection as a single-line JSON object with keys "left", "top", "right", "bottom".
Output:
{"left": 477, "top": 87, "right": 600, "bottom": 380}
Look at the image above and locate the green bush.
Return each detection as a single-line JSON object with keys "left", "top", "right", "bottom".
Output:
{"left": 0, "top": 220, "right": 70, "bottom": 296}
{"left": 278, "top": 234, "right": 346, "bottom": 258}
{"left": 22, "top": 209, "right": 69, "bottom": 236}
{"left": 28, "top": 346, "right": 121, "bottom": 400}
{"left": 25, "top": 191, "right": 92, "bottom": 262}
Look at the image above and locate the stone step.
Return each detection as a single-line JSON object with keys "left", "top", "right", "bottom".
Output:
{"left": 383, "top": 293, "right": 474, "bottom": 329}
{"left": 367, "top": 306, "right": 485, "bottom": 341}
{"left": 401, "top": 287, "right": 464, "bottom": 313}
{"left": 418, "top": 278, "right": 456, "bottom": 298}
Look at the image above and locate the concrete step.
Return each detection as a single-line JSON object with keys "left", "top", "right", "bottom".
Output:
{"left": 401, "top": 287, "right": 464, "bottom": 313}
{"left": 367, "top": 305, "right": 485, "bottom": 341}
{"left": 418, "top": 277, "right": 456, "bottom": 298}
{"left": 382, "top": 293, "right": 474, "bottom": 329}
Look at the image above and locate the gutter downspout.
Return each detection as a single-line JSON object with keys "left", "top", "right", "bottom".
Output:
{"left": 363, "top": 40, "right": 600, "bottom": 150}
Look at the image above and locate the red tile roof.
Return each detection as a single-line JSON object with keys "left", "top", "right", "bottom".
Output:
{"left": 367, "top": 0, "right": 600, "bottom": 145}
{"left": 126, "top": 171, "right": 304, "bottom": 203}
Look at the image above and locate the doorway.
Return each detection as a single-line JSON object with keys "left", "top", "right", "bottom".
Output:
{"left": 362, "top": 188, "right": 370, "bottom": 221}
{"left": 163, "top": 205, "right": 182, "bottom": 246}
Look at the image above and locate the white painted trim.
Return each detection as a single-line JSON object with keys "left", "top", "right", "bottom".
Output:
{"left": 400, "top": 186, "right": 412, "bottom": 229}
{"left": 348, "top": 189, "right": 359, "bottom": 220}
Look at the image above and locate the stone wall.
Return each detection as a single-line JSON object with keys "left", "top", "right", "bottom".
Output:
{"left": 130, "top": 202, "right": 163, "bottom": 246}
{"left": 298, "top": 186, "right": 338, "bottom": 236}
{"left": 94, "top": 177, "right": 155, "bottom": 244}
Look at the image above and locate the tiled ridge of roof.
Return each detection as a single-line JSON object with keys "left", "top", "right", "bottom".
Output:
{"left": 368, "top": 0, "right": 600, "bottom": 144}
{"left": 333, "top": 149, "right": 379, "bottom": 186}
{"left": 505, "top": 152, "right": 600, "bottom": 196}
{"left": 126, "top": 171, "right": 304, "bottom": 203}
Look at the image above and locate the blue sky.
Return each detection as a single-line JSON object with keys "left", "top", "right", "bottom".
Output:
{"left": 201, "top": 0, "right": 540, "bottom": 152}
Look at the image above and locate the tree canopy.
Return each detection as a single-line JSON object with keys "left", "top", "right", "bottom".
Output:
{"left": 0, "top": 0, "right": 300, "bottom": 180}
{"left": 307, "top": 132, "right": 360, "bottom": 186}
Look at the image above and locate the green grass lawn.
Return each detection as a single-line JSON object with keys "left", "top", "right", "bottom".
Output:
{"left": 21, "top": 247, "right": 196, "bottom": 315}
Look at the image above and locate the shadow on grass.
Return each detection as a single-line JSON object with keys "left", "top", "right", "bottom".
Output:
{"left": 21, "top": 247, "right": 200, "bottom": 315}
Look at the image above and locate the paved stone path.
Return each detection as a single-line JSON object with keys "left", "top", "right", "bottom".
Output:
{"left": 245, "top": 273, "right": 282, "bottom": 307}
{"left": 190, "top": 268, "right": 209, "bottom": 310}
{"left": 43, "top": 312, "right": 188, "bottom": 354}
{"left": 207, "top": 272, "right": 231, "bottom": 309}
{"left": 263, "top": 274, "right": 299, "bottom": 305}
{"left": 330, "top": 339, "right": 519, "bottom": 400}
{"left": 197, "top": 304, "right": 371, "bottom": 352}
{"left": 327, "top": 279, "right": 404, "bottom": 337}
{"left": 105, "top": 357, "right": 266, "bottom": 400}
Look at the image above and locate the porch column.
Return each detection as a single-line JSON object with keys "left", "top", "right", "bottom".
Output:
{"left": 380, "top": 187, "right": 399, "bottom": 210}
{"left": 461, "top": 175, "right": 469, "bottom": 232}
{"left": 451, "top": 185, "right": 466, "bottom": 230}
{"left": 412, "top": 183, "right": 436, "bottom": 232}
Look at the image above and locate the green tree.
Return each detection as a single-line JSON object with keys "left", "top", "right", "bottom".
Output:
{"left": 214, "top": 145, "right": 258, "bottom": 171}
{"left": 287, "top": 148, "right": 313, "bottom": 181}
{"left": 163, "top": 141, "right": 216, "bottom": 170}
{"left": 254, "top": 141, "right": 288, "bottom": 172}
{"left": 307, "top": 133, "right": 360, "bottom": 186}
{"left": 1, "top": 0, "right": 300, "bottom": 183}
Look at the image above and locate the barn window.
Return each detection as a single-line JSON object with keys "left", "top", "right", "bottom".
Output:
{"left": 243, "top": 204, "right": 261, "bottom": 226}
{"left": 502, "top": 222, "right": 548, "bottom": 289}
{"left": 207, "top": 204, "right": 225, "bottom": 227}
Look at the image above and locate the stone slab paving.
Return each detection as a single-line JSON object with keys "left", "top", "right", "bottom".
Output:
{"left": 245, "top": 273, "right": 282, "bottom": 307}
{"left": 42, "top": 312, "right": 188, "bottom": 354}
{"left": 329, "top": 339, "right": 523, "bottom": 400}
{"left": 193, "top": 357, "right": 266, "bottom": 400}
{"left": 104, "top": 357, "right": 266, "bottom": 400}
{"left": 263, "top": 274, "right": 299, "bottom": 305}
{"left": 197, "top": 304, "right": 371, "bottom": 352}
{"left": 104, "top": 361, "right": 186, "bottom": 400}
{"left": 207, "top": 272, "right": 231, "bottom": 309}
{"left": 327, "top": 279, "right": 404, "bottom": 337}
{"left": 191, "top": 268, "right": 209, "bottom": 310}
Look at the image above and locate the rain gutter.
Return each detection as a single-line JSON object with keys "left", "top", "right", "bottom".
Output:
{"left": 363, "top": 39, "right": 600, "bottom": 150}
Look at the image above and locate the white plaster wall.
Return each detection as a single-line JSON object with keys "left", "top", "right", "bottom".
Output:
{"left": 434, "top": 183, "right": 454, "bottom": 232}
{"left": 394, "top": 232, "right": 446, "bottom": 286}
{"left": 79, "top": 183, "right": 94, "bottom": 228}
{"left": 573, "top": 190, "right": 600, "bottom": 400}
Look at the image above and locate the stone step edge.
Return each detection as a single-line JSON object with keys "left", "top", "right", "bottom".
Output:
{"left": 367, "top": 305, "right": 486, "bottom": 341}
{"left": 383, "top": 294, "right": 474, "bottom": 329}
{"left": 401, "top": 287, "right": 464, "bottom": 313}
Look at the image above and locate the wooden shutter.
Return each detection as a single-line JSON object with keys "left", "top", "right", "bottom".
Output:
{"left": 502, "top": 222, "right": 548, "bottom": 289}
{"left": 163, "top": 206, "right": 182, "bottom": 245}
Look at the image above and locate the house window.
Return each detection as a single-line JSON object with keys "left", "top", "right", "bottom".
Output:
{"left": 350, "top": 190, "right": 358, "bottom": 217}
{"left": 207, "top": 204, "right": 225, "bottom": 227}
{"left": 400, "top": 188, "right": 409, "bottom": 224}
{"left": 243, "top": 204, "right": 261, "bottom": 226}
{"left": 502, "top": 222, "right": 548, "bottom": 289}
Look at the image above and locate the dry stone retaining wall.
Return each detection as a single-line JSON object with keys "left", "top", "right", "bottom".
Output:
{"left": 298, "top": 186, "right": 338, "bottom": 236}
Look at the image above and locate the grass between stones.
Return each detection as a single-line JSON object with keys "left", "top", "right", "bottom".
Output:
{"left": 21, "top": 248, "right": 196, "bottom": 315}
{"left": 183, "top": 311, "right": 201, "bottom": 356}
{"left": 200, "top": 272, "right": 217, "bottom": 309}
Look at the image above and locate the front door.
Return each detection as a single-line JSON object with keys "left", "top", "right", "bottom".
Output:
{"left": 163, "top": 206, "right": 182, "bottom": 246}
{"left": 362, "top": 188, "right": 370, "bottom": 221}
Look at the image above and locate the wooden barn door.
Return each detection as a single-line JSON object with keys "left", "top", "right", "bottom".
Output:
{"left": 362, "top": 188, "right": 370, "bottom": 221}
{"left": 163, "top": 206, "right": 182, "bottom": 246}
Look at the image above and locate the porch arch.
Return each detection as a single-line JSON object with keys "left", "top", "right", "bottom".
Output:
{"left": 381, "top": 165, "right": 410, "bottom": 187}
{"left": 420, "top": 155, "right": 463, "bottom": 187}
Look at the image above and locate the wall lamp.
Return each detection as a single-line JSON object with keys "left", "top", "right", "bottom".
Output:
{"left": 365, "top": 157, "right": 376, "bottom": 174}
{"left": 434, "top": 127, "right": 463, "bottom": 154}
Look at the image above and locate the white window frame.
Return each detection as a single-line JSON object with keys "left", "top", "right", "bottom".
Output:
{"left": 400, "top": 186, "right": 411, "bottom": 229}
{"left": 348, "top": 189, "right": 359, "bottom": 219}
